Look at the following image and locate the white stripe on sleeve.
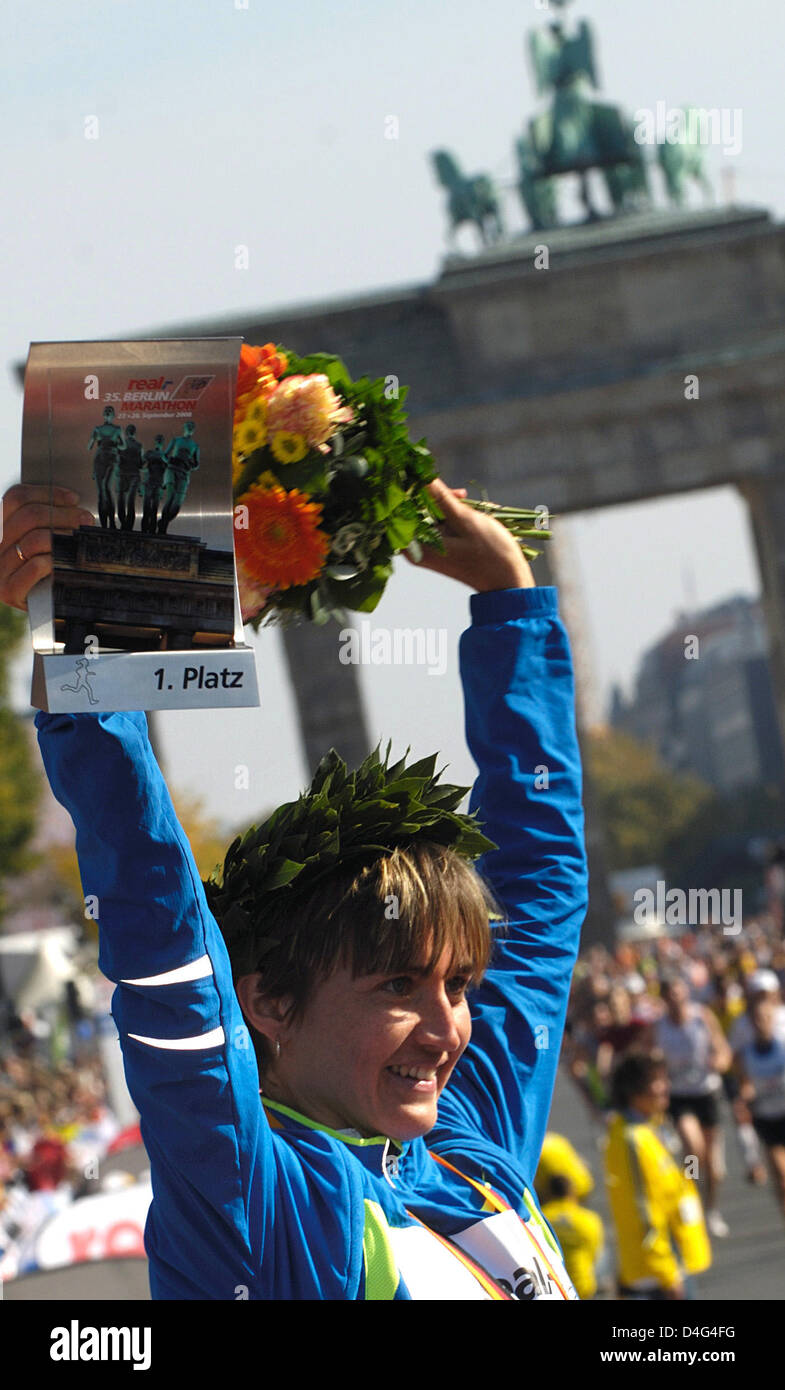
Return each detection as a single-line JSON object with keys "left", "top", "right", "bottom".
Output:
{"left": 122, "top": 955, "right": 213, "bottom": 987}
{"left": 127, "top": 1025, "right": 225, "bottom": 1051}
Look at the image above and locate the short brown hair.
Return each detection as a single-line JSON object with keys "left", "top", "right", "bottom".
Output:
{"left": 233, "top": 839, "right": 502, "bottom": 1024}
{"left": 610, "top": 1050, "right": 668, "bottom": 1111}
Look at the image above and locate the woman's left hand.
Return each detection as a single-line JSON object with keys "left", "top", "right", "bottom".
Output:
{"left": 404, "top": 478, "right": 535, "bottom": 593}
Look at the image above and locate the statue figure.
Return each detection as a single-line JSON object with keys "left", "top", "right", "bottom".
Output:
{"left": 657, "top": 108, "right": 713, "bottom": 207}
{"left": 116, "top": 423, "right": 143, "bottom": 531}
{"left": 603, "top": 147, "right": 650, "bottom": 215}
{"left": 514, "top": 134, "right": 559, "bottom": 231}
{"left": 431, "top": 150, "right": 504, "bottom": 249}
{"left": 158, "top": 420, "right": 200, "bottom": 535}
{"left": 429, "top": 0, "right": 713, "bottom": 247}
{"left": 87, "top": 405, "right": 123, "bottom": 529}
{"left": 141, "top": 433, "right": 168, "bottom": 535}
{"left": 526, "top": 0, "right": 650, "bottom": 221}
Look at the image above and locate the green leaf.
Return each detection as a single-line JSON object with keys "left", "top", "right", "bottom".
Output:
{"left": 337, "top": 562, "right": 392, "bottom": 610}
{"left": 385, "top": 511, "right": 419, "bottom": 549}
{"left": 372, "top": 479, "right": 406, "bottom": 521}
{"left": 276, "top": 454, "right": 328, "bottom": 494}
{"left": 350, "top": 584, "right": 384, "bottom": 613}
{"left": 263, "top": 858, "right": 306, "bottom": 890}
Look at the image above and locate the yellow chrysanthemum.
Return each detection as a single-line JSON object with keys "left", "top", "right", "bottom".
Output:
{"left": 270, "top": 430, "right": 307, "bottom": 464}
{"left": 246, "top": 398, "right": 268, "bottom": 426}
{"left": 238, "top": 419, "right": 267, "bottom": 453}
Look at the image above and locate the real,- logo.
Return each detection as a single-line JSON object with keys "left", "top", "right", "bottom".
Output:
{"left": 126, "top": 378, "right": 173, "bottom": 391}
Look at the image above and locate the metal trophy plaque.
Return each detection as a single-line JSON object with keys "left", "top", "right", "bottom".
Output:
{"left": 23, "top": 339, "right": 260, "bottom": 713}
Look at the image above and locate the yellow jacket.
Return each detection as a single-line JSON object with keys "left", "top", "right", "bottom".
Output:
{"left": 541, "top": 1196, "right": 604, "bottom": 1300}
{"left": 536, "top": 1131, "right": 594, "bottom": 1202}
{"left": 711, "top": 996, "right": 746, "bottom": 1036}
{"left": 604, "top": 1112, "right": 711, "bottom": 1291}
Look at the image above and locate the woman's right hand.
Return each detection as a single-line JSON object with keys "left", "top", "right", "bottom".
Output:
{"left": 0, "top": 484, "right": 94, "bottom": 612}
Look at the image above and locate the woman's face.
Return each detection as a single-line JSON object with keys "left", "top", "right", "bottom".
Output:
{"left": 631, "top": 1071, "right": 669, "bottom": 1118}
{"left": 664, "top": 977, "right": 689, "bottom": 1012}
{"left": 273, "top": 946, "right": 474, "bottom": 1141}
{"left": 591, "top": 999, "right": 612, "bottom": 1031}
{"left": 751, "top": 998, "right": 776, "bottom": 1040}
{"left": 608, "top": 987, "right": 631, "bottom": 1024}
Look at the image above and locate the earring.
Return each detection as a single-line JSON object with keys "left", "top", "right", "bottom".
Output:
{"left": 274, "top": 1038, "right": 281, "bottom": 1060}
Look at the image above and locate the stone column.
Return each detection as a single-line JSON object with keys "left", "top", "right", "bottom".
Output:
{"left": 534, "top": 536, "right": 616, "bottom": 950}
{"left": 737, "top": 477, "right": 785, "bottom": 781}
{"left": 281, "top": 621, "right": 372, "bottom": 777}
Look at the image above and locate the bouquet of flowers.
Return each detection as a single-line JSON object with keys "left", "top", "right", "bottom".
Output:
{"left": 232, "top": 342, "right": 549, "bottom": 627}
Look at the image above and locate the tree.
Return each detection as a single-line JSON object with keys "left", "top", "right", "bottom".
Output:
{"left": 661, "top": 781, "right": 785, "bottom": 895}
{"left": 586, "top": 727, "right": 713, "bottom": 870}
{"left": 0, "top": 609, "right": 42, "bottom": 910}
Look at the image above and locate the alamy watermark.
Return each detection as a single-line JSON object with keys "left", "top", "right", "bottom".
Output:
{"left": 634, "top": 103, "right": 742, "bottom": 157}
{"left": 338, "top": 622, "right": 447, "bottom": 676}
{"left": 50, "top": 1322, "right": 151, "bottom": 1370}
{"left": 633, "top": 880, "right": 742, "bottom": 934}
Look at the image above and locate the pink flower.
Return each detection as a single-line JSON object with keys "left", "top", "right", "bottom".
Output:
{"left": 265, "top": 374, "right": 354, "bottom": 449}
{"left": 236, "top": 556, "right": 274, "bottom": 624}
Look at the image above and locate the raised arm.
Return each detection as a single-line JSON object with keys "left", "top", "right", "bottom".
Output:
{"left": 404, "top": 481, "right": 588, "bottom": 1177}
{"left": 438, "top": 587, "right": 588, "bottom": 1175}
{"left": 34, "top": 707, "right": 366, "bottom": 1299}
{"left": 2, "top": 482, "right": 400, "bottom": 1300}
{"left": 35, "top": 708, "right": 272, "bottom": 1297}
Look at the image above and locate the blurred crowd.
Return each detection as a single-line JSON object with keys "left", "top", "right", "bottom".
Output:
{"left": 3, "top": 918, "right": 785, "bottom": 1297}
{"left": 533, "top": 916, "right": 785, "bottom": 1298}
{"left": 0, "top": 1031, "right": 138, "bottom": 1279}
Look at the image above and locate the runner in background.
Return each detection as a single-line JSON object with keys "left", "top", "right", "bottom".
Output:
{"left": 655, "top": 973, "right": 732, "bottom": 1237}
{"left": 541, "top": 1174, "right": 605, "bottom": 1300}
{"left": 536, "top": 1131, "right": 594, "bottom": 1203}
{"left": 729, "top": 969, "right": 785, "bottom": 1052}
{"left": 736, "top": 997, "right": 785, "bottom": 1225}
{"left": 710, "top": 960, "right": 767, "bottom": 1185}
{"left": 604, "top": 1051, "right": 711, "bottom": 1300}
{"left": 565, "top": 994, "right": 614, "bottom": 1119}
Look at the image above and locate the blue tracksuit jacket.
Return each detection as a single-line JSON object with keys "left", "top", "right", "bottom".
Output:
{"left": 35, "top": 585, "right": 588, "bottom": 1299}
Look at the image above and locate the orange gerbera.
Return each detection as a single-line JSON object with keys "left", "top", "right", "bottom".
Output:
{"left": 235, "top": 484, "right": 329, "bottom": 591}
{"left": 236, "top": 342, "right": 287, "bottom": 396}
{"left": 234, "top": 343, "right": 289, "bottom": 422}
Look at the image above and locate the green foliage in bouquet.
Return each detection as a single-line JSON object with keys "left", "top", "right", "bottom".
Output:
{"left": 234, "top": 349, "right": 447, "bottom": 627}
{"left": 233, "top": 345, "right": 549, "bottom": 628}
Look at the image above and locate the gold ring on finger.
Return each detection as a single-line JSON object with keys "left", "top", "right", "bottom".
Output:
{"left": 15, "top": 543, "right": 26, "bottom": 563}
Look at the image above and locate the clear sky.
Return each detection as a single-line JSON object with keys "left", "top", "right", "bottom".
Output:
{"left": 3, "top": 0, "right": 781, "bottom": 834}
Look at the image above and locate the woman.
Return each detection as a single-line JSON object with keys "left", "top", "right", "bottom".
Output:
{"left": 604, "top": 1051, "right": 711, "bottom": 1301}
{"left": 654, "top": 972, "right": 732, "bottom": 1238}
{"left": 736, "top": 996, "right": 785, "bottom": 1222}
{"left": 2, "top": 478, "right": 588, "bottom": 1300}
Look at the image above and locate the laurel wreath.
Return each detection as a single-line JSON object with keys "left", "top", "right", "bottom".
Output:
{"left": 203, "top": 740, "right": 499, "bottom": 976}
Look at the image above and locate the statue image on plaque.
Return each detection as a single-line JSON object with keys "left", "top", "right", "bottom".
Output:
{"left": 22, "top": 338, "right": 260, "bottom": 714}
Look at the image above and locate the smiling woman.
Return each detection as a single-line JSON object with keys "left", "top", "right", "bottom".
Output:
{"left": 230, "top": 839, "right": 498, "bottom": 1140}
{"left": 230, "top": 836, "right": 496, "bottom": 1024}
{"left": 13, "top": 477, "right": 590, "bottom": 1300}
{"left": 247, "top": 942, "right": 475, "bottom": 1142}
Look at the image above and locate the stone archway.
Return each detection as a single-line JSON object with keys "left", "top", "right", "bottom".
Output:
{"left": 166, "top": 205, "right": 785, "bottom": 943}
